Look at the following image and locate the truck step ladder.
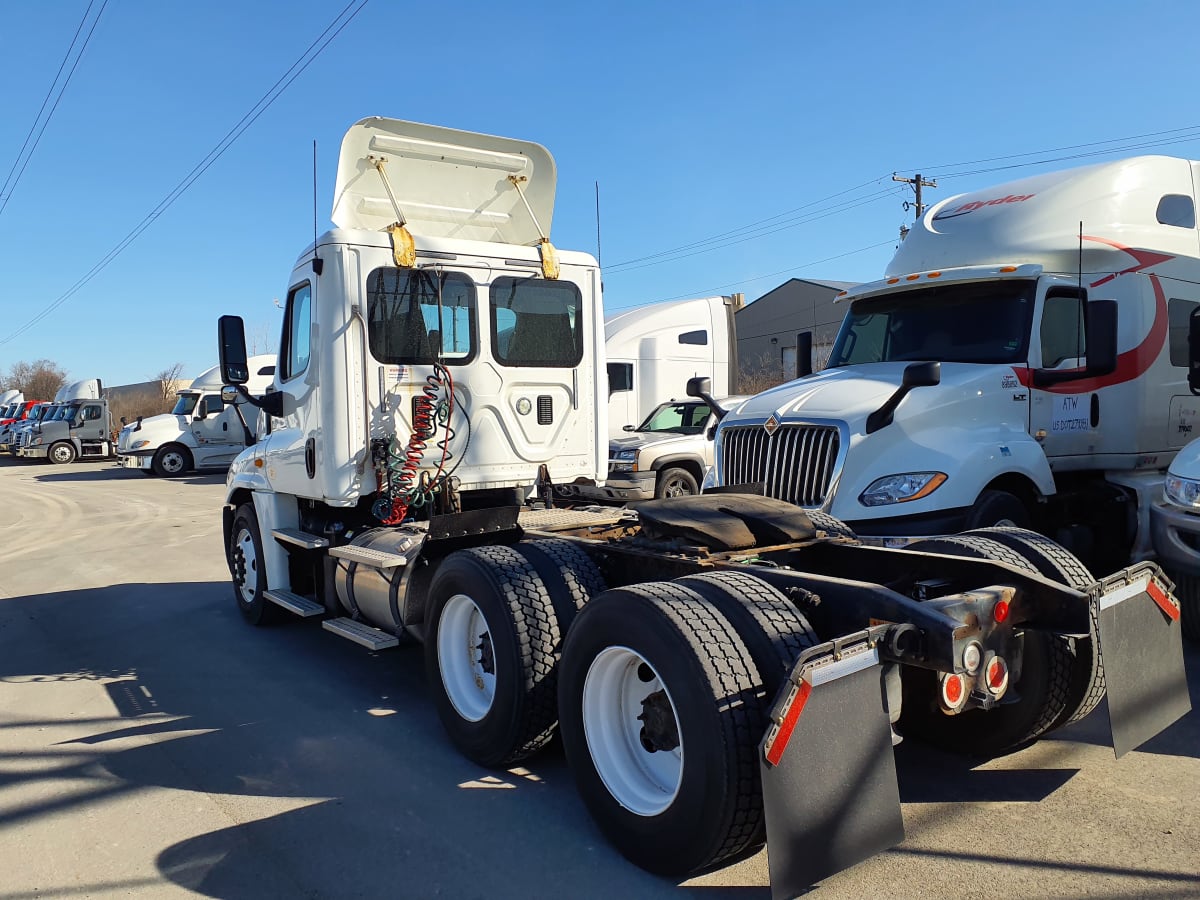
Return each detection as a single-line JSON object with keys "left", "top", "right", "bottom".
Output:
{"left": 328, "top": 545, "right": 408, "bottom": 568}
{"left": 322, "top": 617, "right": 400, "bottom": 650}
{"left": 272, "top": 528, "right": 329, "bottom": 550}
{"left": 264, "top": 589, "right": 325, "bottom": 618}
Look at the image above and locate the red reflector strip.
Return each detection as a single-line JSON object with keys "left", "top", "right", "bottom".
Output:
{"left": 1147, "top": 580, "right": 1180, "bottom": 622}
{"left": 765, "top": 678, "right": 812, "bottom": 767}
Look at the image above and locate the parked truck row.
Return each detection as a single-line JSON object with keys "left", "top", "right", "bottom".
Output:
{"left": 207, "top": 118, "right": 1190, "bottom": 897}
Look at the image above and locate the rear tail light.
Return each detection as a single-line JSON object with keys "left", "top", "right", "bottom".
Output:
{"left": 985, "top": 655, "right": 1009, "bottom": 697}
{"left": 939, "top": 672, "right": 968, "bottom": 712}
{"left": 993, "top": 599, "right": 1010, "bottom": 623}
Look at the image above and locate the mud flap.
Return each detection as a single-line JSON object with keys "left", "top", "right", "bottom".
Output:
{"left": 759, "top": 628, "right": 903, "bottom": 898}
{"left": 1095, "top": 566, "right": 1192, "bottom": 758}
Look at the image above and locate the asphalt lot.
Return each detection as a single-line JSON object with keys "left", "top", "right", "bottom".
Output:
{"left": 0, "top": 456, "right": 1197, "bottom": 900}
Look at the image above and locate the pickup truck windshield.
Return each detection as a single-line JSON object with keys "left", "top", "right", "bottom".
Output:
{"left": 638, "top": 401, "right": 710, "bottom": 435}
{"left": 828, "top": 280, "right": 1036, "bottom": 367}
{"left": 172, "top": 394, "right": 200, "bottom": 416}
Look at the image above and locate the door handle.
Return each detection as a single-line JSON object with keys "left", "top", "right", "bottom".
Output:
{"left": 305, "top": 437, "right": 316, "bottom": 479}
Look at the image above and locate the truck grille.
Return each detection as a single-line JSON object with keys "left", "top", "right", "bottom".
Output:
{"left": 720, "top": 423, "right": 840, "bottom": 507}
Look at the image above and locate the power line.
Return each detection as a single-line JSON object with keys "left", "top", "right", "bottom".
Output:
{"left": 0, "top": 0, "right": 108, "bottom": 219}
{"left": 0, "top": 1, "right": 369, "bottom": 347}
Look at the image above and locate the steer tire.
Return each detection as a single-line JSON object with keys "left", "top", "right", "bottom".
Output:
{"left": 228, "top": 503, "right": 280, "bottom": 626}
{"left": 48, "top": 441, "right": 77, "bottom": 465}
{"left": 901, "top": 535, "right": 1074, "bottom": 757}
{"left": 655, "top": 466, "right": 699, "bottom": 499}
{"left": 152, "top": 444, "right": 193, "bottom": 477}
{"left": 806, "top": 509, "right": 858, "bottom": 541}
{"left": 425, "top": 546, "right": 562, "bottom": 768}
{"left": 558, "top": 582, "right": 766, "bottom": 876}
{"left": 964, "top": 526, "right": 1104, "bottom": 726}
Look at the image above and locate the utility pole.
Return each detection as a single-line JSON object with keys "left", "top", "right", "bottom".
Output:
{"left": 893, "top": 172, "right": 937, "bottom": 219}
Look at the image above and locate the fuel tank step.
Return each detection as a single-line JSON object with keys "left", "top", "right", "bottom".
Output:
{"left": 264, "top": 589, "right": 325, "bottom": 617}
{"left": 328, "top": 545, "right": 408, "bottom": 568}
{"left": 322, "top": 617, "right": 400, "bottom": 650}
{"left": 272, "top": 528, "right": 329, "bottom": 550}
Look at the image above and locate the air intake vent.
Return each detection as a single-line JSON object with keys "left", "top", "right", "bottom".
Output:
{"left": 537, "top": 396, "right": 553, "bottom": 425}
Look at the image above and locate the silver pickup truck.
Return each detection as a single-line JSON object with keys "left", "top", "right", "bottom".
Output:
{"left": 569, "top": 397, "right": 748, "bottom": 502}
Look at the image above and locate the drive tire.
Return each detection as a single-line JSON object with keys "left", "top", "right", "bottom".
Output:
{"left": 654, "top": 466, "right": 699, "bottom": 499}
{"left": 47, "top": 441, "right": 76, "bottom": 465}
{"left": 152, "top": 444, "right": 193, "bottom": 477}
{"left": 901, "top": 535, "right": 1073, "bottom": 757}
{"left": 515, "top": 539, "right": 607, "bottom": 638}
{"left": 965, "top": 489, "right": 1030, "bottom": 529}
{"left": 675, "top": 570, "right": 819, "bottom": 700}
{"left": 964, "top": 526, "right": 1104, "bottom": 726}
{"left": 558, "top": 582, "right": 765, "bottom": 876}
{"left": 229, "top": 502, "right": 280, "bottom": 626}
{"left": 425, "top": 546, "right": 562, "bottom": 768}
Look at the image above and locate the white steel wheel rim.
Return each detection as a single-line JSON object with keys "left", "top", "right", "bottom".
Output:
{"left": 161, "top": 450, "right": 185, "bottom": 473}
{"left": 234, "top": 527, "right": 258, "bottom": 604}
{"left": 51, "top": 445, "right": 72, "bottom": 463}
{"left": 437, "top": 593, "right": 496, "bottom": 722}
{"left": 582, "top": 645, "right": 683, "bottom": 816}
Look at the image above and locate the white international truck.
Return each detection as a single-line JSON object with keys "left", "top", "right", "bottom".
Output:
{"left": 708, "top": 156, "right": 1200, "bottom": 577}
{"left": 604, "top": 294, "right": 740, "bottom": 436}
{"left": 17, "top": 379, "right": 114, "bottom": 464}
{"left": 116, "top": 356, "right": 276, "bottom": 476}
{"left": 0, "top": 401, "right": 50, "bottom": 454}
{"left": 214, "top": 119, "right": 1190, "bottom": 897}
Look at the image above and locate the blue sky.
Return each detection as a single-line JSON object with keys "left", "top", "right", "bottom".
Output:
{"left": 2, "top": 0, "right": 1200, "bottom": 387}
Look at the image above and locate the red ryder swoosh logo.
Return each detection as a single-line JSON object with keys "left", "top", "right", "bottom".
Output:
{"left": 932, "top": 193, "right": 1036, "bottom": 221}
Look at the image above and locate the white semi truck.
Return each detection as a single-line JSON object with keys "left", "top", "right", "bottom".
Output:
{"left": 604, "top": 294, "right": 740, "bottom": 436}
{"left": 116, "top": 356, "right": 276, "bottom": 476}
{"left": 17, "top": 379, "right": 113, "bottom": 464}
{"left": 214, "top": 119, "right": 1191, "bottom": 896}
{"left": 708, "top": 156, "right": 1200, "bottom": 576}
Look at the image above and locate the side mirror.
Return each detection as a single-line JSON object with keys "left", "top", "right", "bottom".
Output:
{"left": 866, "top": 361, "right": 941, "bottom": 434}
{"left": 221, "top": 386, "right": 240, "bottom": 403}
{"left": 622, "top": 424, "right": 635, "bottom": 432}
{"left": 219, "top": 315, "right": 250, "bottom": 385}
{"left": 796, "top": 331, "right": 813, "bottom": 378}
{"left": 686, "top": 375, "right": 727, "bottom": 421}
{"left": 119, "top": 416, "right": 127, "bottom": 426}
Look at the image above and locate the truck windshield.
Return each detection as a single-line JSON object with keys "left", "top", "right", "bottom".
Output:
{"left": 59, "top": 404, "right": 80, "bottom": 420}
{"left": 828, "top": 280, "right": 1036, "bottom": 367}
{"left": 172, "top": 394, "right": 200, "bottom": 416}
{"left": 637, "top": 402, "right": 710, "bottom": 435}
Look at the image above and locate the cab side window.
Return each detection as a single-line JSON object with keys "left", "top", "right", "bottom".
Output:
{"left": 280, "top": 283, "right": 312, "bottom": 381}
{"left": 1040, "top": 292, "right": 1086, "bottom": 368}
{"left": 82, "top": 405, "right": 102, "bottom": 421}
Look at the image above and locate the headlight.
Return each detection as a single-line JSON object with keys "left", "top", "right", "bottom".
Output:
{"left": 611, "top": 449, "right": 638, "bottom": 461}
{"left": 610, "top": 448, "right": 639, "bottom": 472}
{"left": 130, "top": 440, "right": 150, "bottom": 450}
{"left": 859, "top": 472, "right": 947, "bottom": 507}
{"left": 1165, "top": 472, "right": 1200, "bottom": 508}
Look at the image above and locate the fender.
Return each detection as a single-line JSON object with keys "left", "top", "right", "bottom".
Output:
{"left": 649, "top": 452, "right": 707, "bottom": 473}
{"left": 831, "top": 426, "right": 1054, "bottom": 524}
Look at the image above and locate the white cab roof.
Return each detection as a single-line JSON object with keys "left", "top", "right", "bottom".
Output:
{"left": 331, "top": 118, "right": 556, "bottom": 246}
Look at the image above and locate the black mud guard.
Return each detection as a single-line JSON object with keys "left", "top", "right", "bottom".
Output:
{"left": 759, "top": 627, "right": 903, "bottom": 898}
{"left": 1094, "top": 562, "right": 1192, "bottom": 758}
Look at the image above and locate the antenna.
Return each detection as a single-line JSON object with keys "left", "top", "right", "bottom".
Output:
{"left": 311, "top": 140, "right": 323, "bottom": 275}
{"left": 1077, "top": 221, "right": 1084, "bottom": 360}
{"left": 595, "top": 180, "right": 602, "bottom": 266}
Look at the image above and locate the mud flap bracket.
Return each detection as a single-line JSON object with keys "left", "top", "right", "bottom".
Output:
{"left": 759, "top": 626, "right": 904, "bottom": 898}
{"left": 1095, "top": 563, "right": 1191, "bottom": 758}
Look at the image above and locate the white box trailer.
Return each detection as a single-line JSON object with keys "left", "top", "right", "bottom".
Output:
{"left": 710, "top": 156, "right": 1200, "bottom": 575}
{"left": 212, "top": 120, "right": 1191, "bottom": 896}
{"left": 604, "top": 294, "right": 740, "bottom": 436}
{"left": 115, "top": 355, "right": 276, "bottom": 476}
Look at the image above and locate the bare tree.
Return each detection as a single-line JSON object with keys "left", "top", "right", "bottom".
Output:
{"left": 4, "top": 359, "right": 68, "bottom": 400}
{"left": 152, "top": 363, "right": 186, "bottom": 405}
{"left": 247, "top": 321, "right": 276, "bottom": 356}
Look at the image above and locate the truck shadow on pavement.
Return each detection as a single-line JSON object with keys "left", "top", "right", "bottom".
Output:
{"left": 0, "top": 583, "right": 1196, "bottom": 898}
